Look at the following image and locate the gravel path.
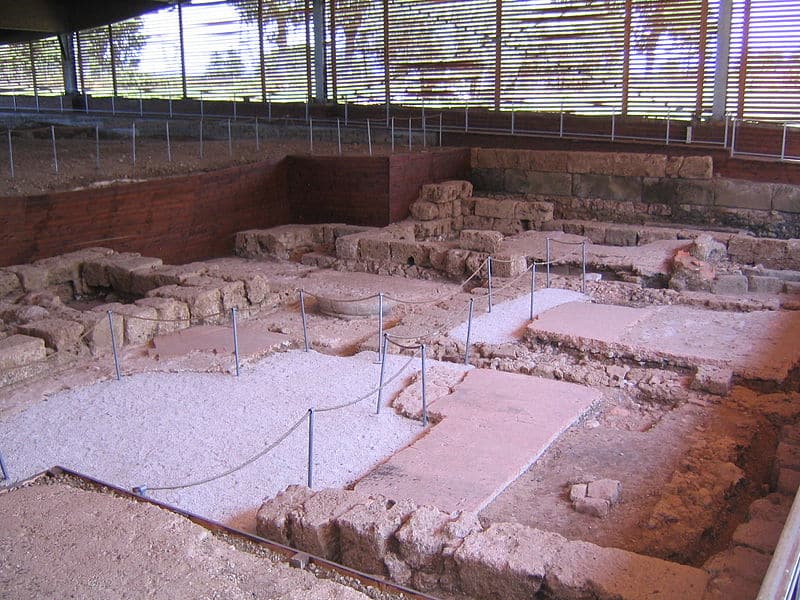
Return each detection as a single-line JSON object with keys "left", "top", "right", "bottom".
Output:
{"left": 0, "top": 350, "right": 437, "bottom": 531}
{"left": 449, "top": 288, "right": 587, "bottom": 345}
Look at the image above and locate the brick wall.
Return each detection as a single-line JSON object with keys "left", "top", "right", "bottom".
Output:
{"left": 0, "top": 159, "right": 290, "bottom": 266}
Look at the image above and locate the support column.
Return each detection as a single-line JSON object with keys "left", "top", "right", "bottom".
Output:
{"left": 58, "top": 33, "right": 79, "bottom": 97}
{"left": 711, "top": 0, "right": 733, "bottom": 120}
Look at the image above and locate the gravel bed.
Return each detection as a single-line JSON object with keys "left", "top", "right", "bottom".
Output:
{"left": 0, "top": 350, "right": 431, "bottom": 531}
{"left": 449, "top": 288, "right": 587, "bottom": 345}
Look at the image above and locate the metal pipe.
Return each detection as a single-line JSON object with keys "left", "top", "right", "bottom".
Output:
{"left": 730, "top": 118, "right": 737, "bottom": 157}
{"left": 307, "top": 408, "right": 314, "bottom": 488}
{"left": 781, "top": 124, "right": 788, "bottom": 161}
{"left": 231, "top": 307, "right": 240, "bottom": 377}
{"left": 422, "top": 105, "right": 426, "bottom": 148}
{"left": 665, "top": 109, "right": 671, "bottom": 145}
{"left": 166, "top": 121, "right": 172, "bottom": 162}
{"left": 377, "top": 293, "right": 384, "bottom": 363}
{"left": 107, "top": 310, "right": 121, "bottom": 381}
{"left": 337, "top": 118, "right": 342, "bottom": 155}
{"left": 546, "top": 238, "right": 551, "bottom": 287}
{"left": 511, "top": 110, "right": 515, "bottom": 134}
{"left": 487, "top": 257, "right": 493, "bottom": 313}
{"left": 421, "top": 344, "right": 428, "bottom": 427}
{"left": 559, "top": 105, "right": 564, "bottom": 137}
{"left": 439, "top": 113, "right": 443, "bottom": 146}
{"left": 464, "top": 297, "right": 474, "bottom": 365}
{"left": 581, "top": 241, "right": 587, "bottom": 293}
{"left": 376, "top": 334, "right": 388, "bottom": 414}
{"left": 391, "top": 117, "right": 395, "bottom": 153}
{"left": 309, "top": 118, "right": 313, "bottom": 153}
{"left": 408, "top": 117, "right": 412, "bottom": 150}
{"left": 227, "top": 119, "right": 232, "bottom": 157}
{"left": 0, "top": 450, "right": 8, "bottom": 481}
{"left": 530, "top": 262, "right": 536, "bottom": 320}
{"left": 300, "top": 290, "right": 309, "bottom": 352}
{"left": 367, "top": 118, "right": 372, "bottom": 156}
{"left": 7, "top": 129, "right": 14, "bottom": 179}
{"left": 199, "top": 120, "right": 204, "bottom": 158}
{"left": 131, "top": 121, "right": 136, "bottom": 166}
{"left": 95, "top": 125, "right": 99, "bottom": 170}
{"left": 465, "top": 106, "right": 469, "bottom": 132}
{"left": 51, "top": 125, "right": 58, "bottom": 173}
{"left": 611, "top": 114, "right": 616, "bottom": 142}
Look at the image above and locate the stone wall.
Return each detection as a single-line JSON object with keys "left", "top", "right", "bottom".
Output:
{"left": 471, "top": 148, "right": 800, "bottom": 238}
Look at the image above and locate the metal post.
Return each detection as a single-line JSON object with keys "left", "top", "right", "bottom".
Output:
{"left": 200, "top": 94, "right": 204, "bottom": 118}
{"left": 233, "top": 99, "right": 237, "bottom": 120}
{"left": 307, "top": 408, "right": 314, "bottom": 488}
{"left": 227, "top": 119, "right": 232, "bottom": 157}
{"left": 665, "top": 109, "right": 671, "bottom": 145}
{"left": 166, "top": 121, "right": 172, "bottom": 162}
{"left": 465, "top": 106, "right": 469, "bottom": 132}
{"left": 305, "top": 101, "right": 309, "bottom": 123}
{"left": 730, "top": 118, "right": 737, "bottom": 157}
{"left": 138, "top": 95, "right": 143, "bottom": 117}
{"left": 51, "top": 125, "right": 58, "bottom": 174}
{"left": 337, "top": 118, "right": 342, "bottom": 155}
{"left": 723, "top": 113, "right": 729, "bottom": 148}
{"left": 300, "top": 290, "right": 310, "bottom": 352}
{"left": 107, "top": 310, "right": 121, "bottom": 381}
{"left": 95, "top": 125, "right": 99, "bottom": 169}
{"left": 465, "top": 297, "right": 474, "bottom": 365}
{"left": 7, "top": 130, "right": 14, "bottom": 179}
{"left": 781, "top": 125, "right": 787, "bottom": 161}
{"left": 376, "top": 293, "right": 384, "bottom": 363}
{"left": 344, "top": 99, "right": 348, "bottom": 125}
{"left": 422, "top": 106, "right": 427, "bottom": 148}
{"left": 0, "top": 450, "right": 8, "bottom": 481}
{"left": 59, "top": 96, "right": 63, "bottom": 112}
{"left": 231, "top": 307, "right": 240, "bottom": 377}
{"left": 367, "top": 118, "right": 372, "bottom": 156}
{"left": 169, "top": 98, "right": 173, "bottom": 119}
{"left": 487, "top": 257, "right": 493, "bottom": 313}
{"left": 11, "top": 95, "right": 15, "bottom": 111}
{"left": 581, "top": 241, "right": 587, "bottom": 293}
{"left": 611, "top": 114, "right": 616, "bottom": 142}
{"left": 255, "top": 117, "right": 260, "bottom": 151}
{"left": 268, "top": 99, "right": 272, "bottom": 121}
{"left": 439, "top": 113, "right": 443, "bottom": 146}
{"left": 511, "top": 110, "right": 515, "bottom": 134}
{"left": 559, "top": 105, "right": 564, "bottom": 137}
{"left": 391, "top": 117, "right": 395, "bottom": 153}
{"left": 546, "top": 238, "right": 552, "bottom": 288}
{"left": 199, "top": 120, "right": 204, "bottom": 158}
{"left": 309, "top": 118, "right": 313, "bottom": 153}
{"left": 112, "top": 95, "right": 116, "bottom": 115}
{"left": 131, "top": 121, "right": 136, "bottom": 166}
{"left": 376, "top": 333, "right": 389, "bottom": 414}
{"left": 530, "top": 263, "right": 536, "bottom": 320}
{"left": 421, "top": 344, "right": 428, "bottom": 427}
{"left": 408, "top": 117, "right": 412, "bottom": 150}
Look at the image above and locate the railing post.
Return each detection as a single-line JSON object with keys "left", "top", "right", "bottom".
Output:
{"left": 300, "top": 290, "right": 310, "bottom": 352}
{"left": 376, "top": 293, "right": 384, "bottom": 363}
{"left": 107, "top": 310, "right": 121, "bottom": 381}
{"left": 0, "top": 450, "right": 8, "bottom": 481}
{"left": 421, "top": 344, "right": 428, "bottom": 427}
{"left": 367, "top": 118, "right": 372, "bottom": 156}
{"left": 487, "top": 257, "right": 493, "bottom": 313}
{"left": 307, "top": 408, "right": 314, "bottom": 488}
{"left": 337, "top": 118, "right": 342, "bottom": 155}
{"left": 464, "top": 297, "right": 474, "bottom": 365}
{"left": 376, "top": 333, "right": 389, "bottom": 414}
{"left": 546, "top": 238, "right": 552, "bottom": 288}
{"left": 231, "top": 307, "right": 240, "bottom": 377}
{"left": 781, "top": 124, "right": 788, "bottom": 161}
{"left": 530, "top": 262, "right": 536, "bottom": 320}
{"left": 581, "top": 241, "right": 587, "bottom": 294}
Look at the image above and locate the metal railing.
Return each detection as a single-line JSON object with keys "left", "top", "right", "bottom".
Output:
{"left": 757, "top": 487, "right": 800, "bottom": 600}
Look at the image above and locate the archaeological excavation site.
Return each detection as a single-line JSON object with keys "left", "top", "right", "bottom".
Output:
{"left": 2, "top": 1, "right": 800, "bottom": 599}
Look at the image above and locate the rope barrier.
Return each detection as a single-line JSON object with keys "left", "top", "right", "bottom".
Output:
{"left": 300, "top": 290, "right": 380, "bottom": 304}
{"left": 383, "top": 256, "right": 489, "bottom": 306}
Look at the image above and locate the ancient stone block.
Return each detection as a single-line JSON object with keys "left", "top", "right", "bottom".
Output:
{"left": 409, "top": 200, "right": 440, "bottom": 221}
{"left": 604, "top": 226, "right": 638, "bottom": 247}
{"left": 566, "top": 151, "right": 616, "bottom": 175}
{"left": 569, "top": 483, "right": 587, "bottom": 503}
{"left": 359, "top": 237, "right": 391, "bottom": 261}
{"left": 503, "top": 169, "right": 529, "bottom": 194}
{"left": 748, "top": 275, "right": 785, "bottom": 294}
{"left": 574, "top": 173, "right": 642, "bottom": 203}
{"left": 419, "top": 181, "right": 472, "bottom": 204}
{"left": 429, "top": 245, "right": 450, "bottom": 271}
{"left": 18, "top": 318, "right": 84, "bottom": 351}
{"left": 691, "top": 233, "right": 728, "bottom": 262}
{"left": 445, "top": 249, "right": 470, "bottom": 278}
{"left": 691, "top": 365, "right": 733, "bottom": 396}
{"left": 147, "top": 285, "right": 222, "bottom": 323}
{"left": 732, "top": 518, "right": 784, "bottom": 554}
{"left": 522, "top": 150, "right": 568, "bottom": 173}
{"left": 515, "top": 201, "right": 554, "bottom": 228}
{"left": 413, "top": 219, "right": 452, "bottom": 240}
{"left": 474, "top": 198, "right": 519, "bottom": 220}
{"left": 777, "top": 468, "right": 800, "bottom": 495}
{"left": 77, "top": 309, "right": 124, "bottom": 354}
{"left": 288, "top": 488, "right": 364, "bottom": 560}
{"left": 459, "top": 229, "right": 503, "bottom": 254}
{"left": 715, "top": 179, "right": 773, "bottom": 211}
{"left": 215, "top": 279, "right": 248, "bottom": 311}
{"left": 106, "top": 303, "right": 159, "bottom": 345}
{"left": 678, "top": 155, "right": 713, "bottom": 179}
{"left": 711, "top": 274, "right": 749, "bottom": 295}
{"left": 335, "top": 233, "right": 362, "bottom": 260}
{"left": 389, "top": 241, "right": 432, "bottom": 268}
{"left": 0, "top": 334, "right": 46, "bottom": 369}
{"left": 574, "top": 496, "right": 610, "bottom": 518}
{"left": 465, "top": 252, "right": 489, "bottom": 278}
{"left": 395, "top": 505, "right": 452, "bottom": 571}
{"left": 470, "top": 168, "right": 505, "bottom": 192}
{"left": 669, "top": 250, "right": 715, "bottom": 292}
{"left": 7, "top": 264, "right": 49, "bottom": 292}
{"left": 234, "top": 229, "right": 264, "bottom": 258}
{"left": 582, "top": 223, "right": 607, "bottom": 244}
{"left": 462, "top": 215, "right": 496, "bottom": 231}
{"left": 256, "top": 485, "right": 316, "bottom": 545}
{"left": 643, "top": 178, "right": 714, "bottom": 206}
{"left": 0, "top": 270, "right": 21, "bottom": 298}
{"left": 338, "top": 496, "right": 417, "bottom": 575}
{"left": 491, "top": 255, "right": 527, "bottom": 278}
{"left": 134, "top": 297, "right": 191, "bottom": 334}
{"left": 587, "top": 479, "right": 621, "bottom": 505}
{"left": 773, "top": 184, "right": 800, "bottom": 213}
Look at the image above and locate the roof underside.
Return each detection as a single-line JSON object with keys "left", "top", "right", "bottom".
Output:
{"left": 0, "top": 0, "right": 175, "bottom": 43}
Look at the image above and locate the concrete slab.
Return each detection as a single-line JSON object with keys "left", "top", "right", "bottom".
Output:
{"left": 527, "top": 301, "right": 800, "bottom": 383}
{"left": 354, "top": 369, "right": 600, "bottom": 513}
{"left": 149, "top": 321, "right": 290, "bottom": 358}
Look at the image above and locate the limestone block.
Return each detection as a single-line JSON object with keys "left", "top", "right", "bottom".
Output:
{"left": 462, "top": 215, "right": 496, "bottom": 231}
{"left": 359, "top": 237, "right": 391, "bottom": 261}
{"left": 493, "top": 149, "right": 524, "bottom": 169}
{"left": 288, "top": 488, "right": 364, "bottom": 560}
{"left": 569, "top": 483, "right": 587, "bottom": 503}
{"left": 580, "top": 223, "right": 606, "bottom": 244}
{"left": 748, "top": 275, "right": 785, "bottom": 294}
{"left": 335, "top": 233, "right": 362, "bottom": 260}
{"left": 503, "top": 169, "right": 530, "bottom": 194}
{"left": 587, "top": 479, "right": 621, "bottom": 505}
{"left": 715, "top": 179, "right": 773, "bottom": 211}
{"left": 108, "top": 259, "right": 164, "bottom": 296}
{"left": 521, "top": 150, "right": 569, "bottom": 172}
{"left": 492, "top": 219, "right": 527, "bottom": 236}
{"left": 216, "top": 279, "right": 248, "bottom": 311}
{"left": 240, "top": 274, "right": 269, "bottom": 305}
{"left": 573, "top": 173, "right": 642, "bottom": 203}
{"left": 491, "top": 255, "right": 527, "bottom": 278}
{"left": 106, "top": 303, "right": 159, "bottom": 345}
{"left": 474, "top": 198, "right": 519, "bottom": 220}
{"left": 732, "top": 518, "right": 784, "bottom": 554}
{"left": 18, "top": 318, "right": 84, "bottom": 351}
{"left": 515, "top": 201, "right": 554, "bottom": 228}
{"left": 454, "top": 523, "right": 555, "bottom": 599}
{"left": 77, "top": 309, "right": 123, "bottom": 354}
{"left": 574, "top": 496, "right": 610, "bottom": 518}
{"left": 234, "top": 229, "right": 262, "bottom": 258}
{"left": 134, "top": 297, "right": 190, "bottom": 334}
{"left": 691, "top": 233, "right": 728, "bottom": 262}
{"left": 383, "top": 221, "right": 417, "bottom": 241}
{"left": 320, "top": 224, "right": 366, "bottom": 246}
{"left": 461, "top": 197, "right": 477, "bottom": 216}
{"left": 711, "top": 274, "right": 749, "bottom": 295}
{"left": 775, "top": 442, "right": 800, "bottom": 472}
{"left": 604, "top": 226, "right": 638, "bottom": 247}
{"left": 669, "top": 250, "right": 715, "bottom": 292}
{"left": 0, "top": 270, "right": 21, "bottom": 298}
{"left": 703, "top": 546, "right": 771, "bottom": 600}
{"left": 0, "top": 334, "right": 46, "bottom": 369}
{"left": 129, "top": 263, "right": 209, "bottom": 296}
{"left": 465, "top": 253, "right": 489, "bottom": 279}
{"left": 413, "top": 219, "right": 452, "bottom": 241}
{"left": 409, "top": 200, "right": 440, "bottom": 221}
{"left": 690, "top": 365, "right": 733, "bottom": 396}
{"left": 470, "top": 168, "right": 505, "bottom": 192}
{"left": 773, "top": 184, "right": 800, "bottom": 214}
{"left": 7, "top": 264, "right": 49, "bottom": 292}
{"left": 679, "top": 155, "right": 713, "bottom": 179}
{"left": 429, "top": 245, "right": 450, "bottom": 271}
{"left": 665, "top": 156, "right": 683, "bottom": 178}
{"left": 419, "top": 180, "right": 473, "bottom": 204}
{"left": 445, "top": 249, "right": 470, "bottom": 278}
{"left": 777, "top": 468, "right": 800, "bottom": 495}
{"left": 389, "top": 241, "right": 432, "bottom": 268}
{"left": 147, "top": 285, "right": 221, "bottom": 323}
{"left": 255, "top": 485, "right": 316, "bottom": 545}
{"left": 614, "top": 153, "right": 667, "bottom": 178}
{"left": 0, "top": 303, "right": 49, "bottom": 326}
{"left": 257, "top": 224, "right": 323, "bottom": 259}
{"left": 567, "top": 151, "right": 616, "bottom": 175}
{"left": 459, "top": 229, "right": 503, "bottom": 254}
{"left": 643, "top": 178, "right": 714, "bottom": 206}
{"left": 338, "top": 496, "right": 417, "bottom": 575}
{"left": 452, "top": 215, "right": 464, "bottom": 232}
{"left": 748, "top": 494, "right": 792, "bottom": 523}
{"left": 395, "top": 505, "right": 452, "bottom": 571}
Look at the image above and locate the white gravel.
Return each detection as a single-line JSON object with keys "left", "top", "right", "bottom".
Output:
{"left": 449, "top": 288, "right": 587, "bottom": 345}
{"left": 0, "top": 350, "right": 435, "bottom": 531}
